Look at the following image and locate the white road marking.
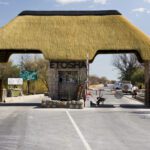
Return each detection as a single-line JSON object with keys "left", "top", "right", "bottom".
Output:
{"left": 66, "top": 110, "right": 92, "bottom": 150}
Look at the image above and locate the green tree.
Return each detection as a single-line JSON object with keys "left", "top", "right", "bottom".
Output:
{"left": 19, "top": 55, "right": 49, "bottom": 92}
{"left": 112, "top": 54, "right": 140, "bottom": 81}
{"left": 35, "top": 59, "right": 49, "bottom": 91}
{"left": 89, "top": 75, "right": 101, "bottom": 85}
{"left": 131, "top": 68, "right": 144, "bottom": 85}
{"left": 0, "top": 61, "right": 19, "bottom": 87}
{"left": 20, "top": 55, "right": 37, "bottom": 71}
{"left": 89, "top": 75, "right": 108, "bottom": 85}
{"left": 100, "top": 76, "right": 108, "bottom": 84}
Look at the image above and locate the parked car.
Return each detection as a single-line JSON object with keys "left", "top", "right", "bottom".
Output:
{"left": 121, "top": 81, "right": 133, "bottom": 93}
{"left": 114, "top": 81, "right": 122, "bottom": 90}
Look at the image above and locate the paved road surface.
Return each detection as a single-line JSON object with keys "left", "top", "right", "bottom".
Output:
{"left": 0, "top": 91, "right": 150, "bottom": 150}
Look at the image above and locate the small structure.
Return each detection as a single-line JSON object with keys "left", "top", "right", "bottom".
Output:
{"left": 7, "top": 78, "right": 23, "bottom": 97}
{"left": 48, "top": 61, "right": 87, "bottom": 100}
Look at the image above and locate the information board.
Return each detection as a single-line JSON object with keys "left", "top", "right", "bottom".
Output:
{"left": 20, "top": 71, "right": 37, "bottom": 81}
{"left": 8, "top": 78, "right": 23, "bottom": 85}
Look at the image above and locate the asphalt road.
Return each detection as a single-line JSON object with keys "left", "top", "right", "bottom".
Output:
{"left": 0, "top": 91, "right": 150, "bottom": 150}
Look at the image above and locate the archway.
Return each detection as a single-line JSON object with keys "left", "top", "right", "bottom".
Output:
{"left": 0, "top": 10, "right": 150, "bottom": 107}
{"left": 0, "top": 52, "right": 48, "bottom": 106}
{"left": 89, "top": 52, "right": 145, "bottom": 108}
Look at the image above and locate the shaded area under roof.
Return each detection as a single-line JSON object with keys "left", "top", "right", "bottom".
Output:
{"left": 0, "top": 10, "right": 150, "bottom": 62}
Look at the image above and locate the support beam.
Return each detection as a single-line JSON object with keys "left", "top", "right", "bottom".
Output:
{"left": 145, "top": 61, "right": 150, "bottom": 107}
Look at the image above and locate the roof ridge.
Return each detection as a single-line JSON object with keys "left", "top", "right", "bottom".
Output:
{"left": 18, "top": 10, "right": 121, "bottom": 16}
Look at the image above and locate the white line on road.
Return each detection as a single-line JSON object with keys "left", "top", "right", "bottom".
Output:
{"left": 66, "top": 110, "right": 92, "bottom": 150}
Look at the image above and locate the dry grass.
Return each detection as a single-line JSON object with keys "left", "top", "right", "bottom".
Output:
{"left": 23, "top": 80, "right": 48, "bottom": 94}
{"left": 89, "top": 84, "right": 104, "bottom": 90}
{"left": 0, "top": 14, "right": 150, "bottom": 61}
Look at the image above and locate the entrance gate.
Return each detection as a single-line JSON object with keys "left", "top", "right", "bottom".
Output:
{"left": 0, "top": 10, "right": 150, "bottom": 106}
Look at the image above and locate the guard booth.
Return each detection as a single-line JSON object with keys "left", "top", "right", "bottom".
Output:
{"left": 48, "top": 61, "right": 87, "bottom": 100}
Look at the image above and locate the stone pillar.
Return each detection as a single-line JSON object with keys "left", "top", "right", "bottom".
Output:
{"left": 0, "top": 80, "right": 2, "bottom": 102}
{"left": 48, "top": 68, "right": 57, "bottom": 99}
{"left": 47, "top": 63, "right": 58, "bottom": 99}
{"left": 144, "top": 61, "right": 150, "bottom": 107}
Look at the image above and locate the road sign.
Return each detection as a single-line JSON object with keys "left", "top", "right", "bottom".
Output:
{"left": 20, "top": 71, "right": 37, "bottom": 81}
{"left": 114, "top": 91, "right": 123, "bottom": 99}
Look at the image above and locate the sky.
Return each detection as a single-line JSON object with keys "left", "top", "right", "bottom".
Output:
{"left": 0, "top": 0, "right": 150, "bottom": 80}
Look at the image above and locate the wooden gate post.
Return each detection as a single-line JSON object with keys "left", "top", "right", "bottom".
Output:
{"left": 0, "top": 79, "right": 2, "bottom": 102}
{"left": 145, "top": 61, "right": 150, "bottom": 107}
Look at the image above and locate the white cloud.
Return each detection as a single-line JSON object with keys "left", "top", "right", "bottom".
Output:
{"left": 132, "top": 7, "right": 146, "bottom": 13}
{"left": 55, "top": 0, "right": 88, "bottom": 4}
{"left": 0, "top": 0, "right": 10, "bottom": 5}
{"left": 93, "top": 0, "right": 108, "bottom": 5}
{"left": 132, "top": 7, "right": 150, "bottom": 14}
{"left": 147, "top": 10, "right": 150, "bottom": 13}
{"left": 144, "top": 0, "right": 150, "bottom": 3}
{"left": 0, "top": 1, "right": 9, "bottom": 5}
{"left": 55, "top": 0, "right": 109, "bottom": 5}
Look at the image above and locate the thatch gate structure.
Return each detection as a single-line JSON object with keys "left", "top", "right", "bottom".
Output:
{"left": 0, "top": 10, "right": 150, "bottom": 106}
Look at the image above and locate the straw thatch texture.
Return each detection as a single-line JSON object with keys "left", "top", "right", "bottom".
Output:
{"left": 0, "top": 11, "right": 150, "bottom": 62}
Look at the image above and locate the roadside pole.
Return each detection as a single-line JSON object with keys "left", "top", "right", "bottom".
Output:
{"left": 85, "top": 52, "right": 89, "bottom": 107}
{"left": 27, "top": 79, "right": 30, "bottom": 95}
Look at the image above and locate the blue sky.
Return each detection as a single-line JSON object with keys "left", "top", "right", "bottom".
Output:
{"left": 0, "top": 0, "right": 150, "bottom": 80}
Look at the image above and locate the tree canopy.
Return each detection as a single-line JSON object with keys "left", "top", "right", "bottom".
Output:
{"left": 112, "top": 54, "right": 140, "bottom": 81}
{"left": 112, "top": 54, "right": 144, "bottom": 85}
{"left": 0, "top": 61, "right": 19, "bottom": 87}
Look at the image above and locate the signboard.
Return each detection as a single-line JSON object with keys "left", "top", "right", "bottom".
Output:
{"left": 20, "top": 71, "right": 37, "bottom": 81}
{"left": 50, "top": 61, "right": 86, "bottom": 69}
{"left": 114, "top": 91, "right": 123, "bottom": 99}
{"left": 8, "top": 78, "right": 23, "bottom": 85}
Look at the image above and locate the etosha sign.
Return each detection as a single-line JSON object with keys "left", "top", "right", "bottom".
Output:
{"left": 50, "top": 61, "right": 86, "bottom": 69}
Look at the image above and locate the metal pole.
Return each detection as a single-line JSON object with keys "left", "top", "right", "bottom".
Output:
{"left": 87, "top": 53, "right": 89, "bottom": 90}
{"left": 27, "top": 80, "right": 30, "bottom": 95}
{"left": 85, "top": 52, "right": 89, "bottom": 106}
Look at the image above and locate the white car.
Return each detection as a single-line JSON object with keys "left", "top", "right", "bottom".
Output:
{"left": 122, "top": 83, "right": 133, "bottom": 93}
{"left": 114, "top": 82, "right": 122, "bottom": 90}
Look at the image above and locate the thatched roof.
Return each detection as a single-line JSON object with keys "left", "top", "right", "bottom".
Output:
{"left": 0, "top": 10, "right": 150, "bottom": 62}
